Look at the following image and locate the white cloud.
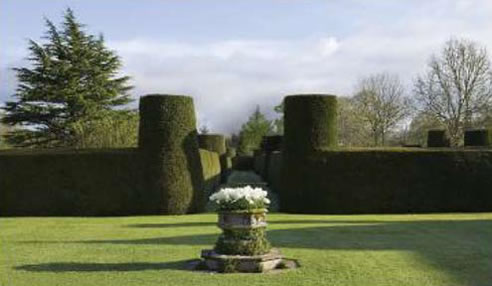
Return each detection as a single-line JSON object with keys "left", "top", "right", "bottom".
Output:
{"left": 318, "top": 38, "right": 339, "bottom": 57}
{"left": 108, "top": 19, "right": 492, "bottom": 134}
{"left": 3, "top": 1, "right": 492, "bottom": 134}
{"left": 108, "top": 37, "right": 344, "bottom": 133}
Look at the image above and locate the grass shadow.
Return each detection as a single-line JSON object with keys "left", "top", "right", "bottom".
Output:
{"left": 16, "top": 219, "right": 492, "bottom": 284}
{"left": 124, "top": 218, "right": 479, "bottom": 229}
{"left": 15, "top": 260, "right": 194, "bottom": 273}
{"left": 69, "top": 219, "right": 492, "bottom": 247}
{"left": 126, "top": 222, "right": 216, "bottom": 228}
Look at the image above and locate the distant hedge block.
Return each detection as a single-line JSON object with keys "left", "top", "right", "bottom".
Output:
{"left": 0, "top": 149, "right": 142, "bottom": 216}
{"left": 198, "top": 134, "right": 226, "bottom": 155}
{"left": 279, "top": 149, "right": 492, "bottom": 214}
{"left": 220, "top": 155, "right": 233, "bottom": 182}
{"left": 253, "top": 152, "right": 267, "bottom": 178}
{"left": 283, "top": 94, "right": 338, "bottom": 155}
{"left": 259, "top": 136, "right": 283, "bottom": 181}
{"left": 266, "top": 151, "right": 283, "bottom": 193}
{"left": 232, "top": 155, "right": 255, "bottom": 170}
{"left": 261, "top": 136, "right": 283, "bottom": 152}
{"left": 427, "top": 130, "right": 450, "bottom": 147}
{"left": 139, "top": 94, "right": 204, "bottom": 214}
{"left": 464, "top": 129, "right": 491, "bottom": 147}
{"left": 199, "top": 149, "right": 221, "bottom": 197}
{"left": 198, "top": 134, "right": 231, "bottom": 181}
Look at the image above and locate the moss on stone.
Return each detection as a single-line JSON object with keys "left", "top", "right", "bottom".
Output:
{"left": 215, "top": 227, "right": 271, "bottom": 255}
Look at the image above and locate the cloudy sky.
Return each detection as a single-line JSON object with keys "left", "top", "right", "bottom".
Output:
{"left": 1, "top": 0, "right": 492, "bottom": 133}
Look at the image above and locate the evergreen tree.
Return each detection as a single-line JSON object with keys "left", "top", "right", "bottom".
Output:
{"left": 72, "top": 110, "right": 139, "bottom": 148}
{"left": 238, "top": 105, "right": 273, "bottom": 155}
{"left": 199, "top": 124, "right": 210, "bottom": 134}
{"left": 2, "top": 9, "right": 133, "bottom": 147}
{"left": 0, "top": 111, "right": 12, "bottom": 149}
{"left": 272, "top": 101, "right": 284, "bottom": 135}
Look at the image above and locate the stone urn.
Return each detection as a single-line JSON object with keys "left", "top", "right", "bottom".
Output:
{"left": 201, "top": 208, "right": 284, "bottom": 272}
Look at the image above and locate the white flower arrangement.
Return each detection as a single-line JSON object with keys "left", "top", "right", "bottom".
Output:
{"left": 209, "top": 185, "right": 270, "bottom": 211}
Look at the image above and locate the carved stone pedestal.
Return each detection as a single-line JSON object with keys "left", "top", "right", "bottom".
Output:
{"left": 201, "top": 248, "right": 284, "bottom": 273}
{"left": 200, "top": 209, "right": 290, "bottom": 273}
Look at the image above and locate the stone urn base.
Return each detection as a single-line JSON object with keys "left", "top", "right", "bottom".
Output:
{"left": 201, "top": 248, "right": 284, "bottom": 273}
{"left": 198, "top": 207, "right": 298, "bottom": 273}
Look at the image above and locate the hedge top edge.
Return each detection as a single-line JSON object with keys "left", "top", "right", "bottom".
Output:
{"left": 284, "top": 94, "right": 338, "bottom": 100}
{"left": 140, "top": 94, "right": 193, "bottom": 102}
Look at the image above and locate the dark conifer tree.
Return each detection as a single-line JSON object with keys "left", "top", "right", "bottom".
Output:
{"left": 2, "top": 9, "right": 133, "bottom": 147}
{"left": 238, "top": 105, "right": 273, "bottom": 154}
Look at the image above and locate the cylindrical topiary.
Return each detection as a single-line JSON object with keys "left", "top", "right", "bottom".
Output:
{"left": 220, "top": 156, "right": 233, "bottom": 182}
{"left": 253, "top": 149, "right": 263, "bottom": 157}
{"left": 198, "top": 134, "right": 226, "bottom": 155}
{"left": 427, "top": 130, "right": 450, "bottom": 147}
{"left": 464, "top": 129, "right": 491, "bottom": 147}
{"left": 138, "top": 94, "right": 204, "bottom": 214}
{"left": 281, "top": 94, "right": 338, "bottom": 213}
{"left": 283, "top": 94, "right": 338, "bottom": 154}
{"left": 198, "top": 134, "right": 231, "bottom": 182}
{"left": 232, "top": 155, "right": 254, "bottom": 170}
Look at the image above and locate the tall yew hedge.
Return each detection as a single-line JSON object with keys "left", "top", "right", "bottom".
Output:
{"left": 281, "top": 94, "right": 338, "bottom": 211}
{"left": 139, "top": 94, "right": 204, "bottom": 214}
{"left": 283, "top": 94, "right": 338, "bottom": 155}
{"left": 279, "top": 149, "right": 492, "bottom": 213}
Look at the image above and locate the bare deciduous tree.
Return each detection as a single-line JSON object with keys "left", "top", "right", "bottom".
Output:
{"left": 337, "top": 97, "right": 371, "bottom": 146}
{"left": 353, "top": 73, "right": 410, "bottom": 146}
{"left": 404, "top": 111, "right": 443, "bottom": 146}
{"left": 414, "top": 38, "right": 492, "bottom": 146}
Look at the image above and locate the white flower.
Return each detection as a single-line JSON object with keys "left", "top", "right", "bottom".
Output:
{"left": 209, "top": 186, "right": 270, "bottom": 207}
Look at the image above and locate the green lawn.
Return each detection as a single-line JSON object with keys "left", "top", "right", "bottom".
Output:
{"left": 1, "top": 213, "right": 491, "bottom": 286}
